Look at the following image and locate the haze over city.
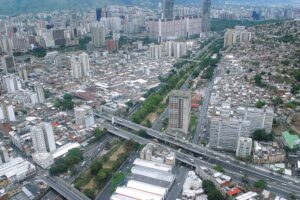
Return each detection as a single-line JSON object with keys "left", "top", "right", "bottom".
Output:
{"left": 0, "top": 1, "right": 299, "bottom": 200}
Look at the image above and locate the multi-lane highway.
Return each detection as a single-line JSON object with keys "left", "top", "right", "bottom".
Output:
{"left": 97, "top": 113, "right": 300, "bottom": 198}
{"left": 42, "top": 176, "right": 90, "bottom": 200}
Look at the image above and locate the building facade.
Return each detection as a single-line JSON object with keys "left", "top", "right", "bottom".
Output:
{"left": 236, "top": 137, "right": 252, "bottom": 158}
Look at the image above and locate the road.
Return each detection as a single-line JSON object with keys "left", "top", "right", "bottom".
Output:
{"left": 97, "top": 114, "right": 300, "bottom": 198}
{"left": 192, "top": 79, "right": 213, "bottom": 144}
{"left": 151, "top": 36, "right": 221, "bottom": 132}
{"left": 42, "top": 176, "right": 90, "bottom": 200}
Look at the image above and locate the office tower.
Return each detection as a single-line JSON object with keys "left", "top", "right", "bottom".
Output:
{"left": 150, "top": 45, "right": 162, "bottom": 59}
{"left": 96, "top": 8, "right": 102, "bottom": 21}
{"left": 240, "top": 31, "right": 252, "bottom": 43}
{"left": 52, "top": 29, "right": 66, "bottom": 46}
{"left": 168, "top": 90, "right": 191, "bottom": 136}
{"left": 236, "top": 137, "right": 252, "bottom": 158}
{"left": 31, "top": 122, "right": 56, "bottom": 153}
{"left": 200, "top": 0, "right": 211, "bottom": 33}
{"left": 162, "top": 0, "right": 175, "bottom": 19}
{"left": 79, "top": 52, "right": 90, "bottom": 77}
{"left": 18, "top": 65, "right": 28, "bottom": 81}
{"left": 91, "top": 23, "right": 106, "bottom": 47}
{"left": 2, "top": 74, "right": 22, "bottom": 94}
{"left": 236, "top": 107, "right": 274, "bottom": 134}
{"left": 1, "top": 55, "right": 16, "bottom": 74}
{"left": 224, "top": 29, "right": 235, "bottom": 47}
{"left": 74, "top": 105, "right": 95, "bottom": 129}
{"left": 209, "top": 116, "right": 251, "bottom": 151}
{"left": 33, "top": 83, "right": 45, "bottom": 103}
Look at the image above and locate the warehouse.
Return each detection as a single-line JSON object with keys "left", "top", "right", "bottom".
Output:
{"left": 115, "top": 187, "right": 163, "bottom": 200}
{"left": 110, "top": 194, "right": 136, "bottom": 200}
{"left": 0, "top": 157, "right": 36, "bottom": 183}
{"left": 131, "top": 166, "right": 175, "bottom": 183}
{"left": 126, "top": 180, "right": 168, "bottom": 198}
{"left": 133, "top": 158, "right": 173, "bottom": 172}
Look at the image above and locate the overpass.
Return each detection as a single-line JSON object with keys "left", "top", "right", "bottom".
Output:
{"left": 42, "top": 176, "right": 90, "bottom": 200}
{"left": 97, "top": 113, "right": 300, "bottom": 198}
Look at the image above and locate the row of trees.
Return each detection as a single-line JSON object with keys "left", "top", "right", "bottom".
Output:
{"left": 49, "top": 148, "right": 83, "bottom": 176}
{"left": 203, "top": 180, "right": 224, "bottom": 200}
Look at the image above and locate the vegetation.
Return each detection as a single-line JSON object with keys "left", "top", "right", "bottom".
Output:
{"left": 272, "top": 97, "right": 283, "bottom": 107}
{"left": 289, "top": 192, "right": 297, "bottom": 200}
{"left": 213, "top": 165, "right": 225, "bottom": 173}
{"left": 53, "top": 94, "right": 75, "bottom": 110}
{"left": 242, "top": 174, "right": 249, "bottom": 184}
{"left": 83, "top": 188, "right": 96, "bottom": 199}
{"left": 256, "top": 100, "right": 266, "bottom": 108}
{"left": 252, "top": 129, "right": 273, "bottom": 141}
{"left": 286, "top": 101, "right": 299, "bottom": 109}
{"left": 78, "top": 36, "right": 91, "bottom": 50}
{"left": 74, "top": 140, "right": 139, "bottom": 194}
{"left": 253, "top": 179, "right": 267, "bottom": 190}
{"left": 189, "top": 113, "right": 198, "bottom": 138}
{"left": 111, "top": 172, "right": 125, "bottom": 192}
{"left": 49, "top": 148, "right": 83, "bottom": 176}
{"left": 291, "top": 84, "right": 300, "bottom": 95}
{"left": 88, "top": 128, "right": 108, "bottom": 144}
{"left": 203, "top": 180, "right": 224, "bottom": 200}
{"left": 31, "top": 47, "right": 47, "bottom": 57}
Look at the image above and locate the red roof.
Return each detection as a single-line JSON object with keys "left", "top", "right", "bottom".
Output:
{"left": 227, "top": 188, "right": 241, "bottom": 196}
{"left": 52, "top": 122, "right": 59, "bottom": 127}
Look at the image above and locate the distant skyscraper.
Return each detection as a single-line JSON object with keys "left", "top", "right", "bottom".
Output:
{"left": 96, "top": 8, "right": 102, "bottom": 21}
{"left": 1, "top": 55, "right": 16, "bottom": 74}
{"left": 2, "top": 74, "right": 22, "bottom": 94}
{"left": 149, "top": 45, "right": 162, "bottom": 59}
{"left": 71, "top": 53, "right": 90, "bottom": 79}
{"left": 162, "top": 0, "right": 174, "bottom": 19}
{"left": 91, "top": 23, "right": 106, "bottom": 47}
{"left": 200, "top": 0, "right": 211, "bottom": 33}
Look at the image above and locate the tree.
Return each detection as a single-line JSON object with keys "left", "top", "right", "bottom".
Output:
{"left": 272, "top": 97, "right": 283, "bottom": 106}
{"left": 95, "top": 170, "right": 107, "bottom": 186}
{"left": 289, "top": 192, "right": 297, "bottom": 200}
{"left": 208, "top": 189, "right": 224, "bottom": 200}
{"left": 256, "top": 100, "right": 266, "bottom": 108}
{"left": 213, "top": 165, "right": 225, "bottom": 173}
{"left": 252, "top": 129, "right": 273, "bottom": 141}
{"left": 125, "top": 100, "right": 134, "bottom": 108}
{"left": 83, "top": 188, "right": 95, "bottom": 199}
{"left": 254, "top": 74, "right": 262, "bottom": 85}
{"left": 90, "top": 159, "right": 102, "bottom": 175}
{"left": 145, "top": 120, "right": 152, "bottom": 128}
{"left": 253, "top": 179, "right": 267, "bottom": 190}
{"left": 94, "top": 128, "right": 106, "bottom": 140}
{"left": 242, "top": 174, "right": 249, "bottom": 184}
{"left": 137, "top": 129, "right": 147, "bottom": 137}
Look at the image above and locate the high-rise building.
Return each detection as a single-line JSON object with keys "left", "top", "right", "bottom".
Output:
{"left": 236, "top": 107, "right": 274, "bottom": 134}
{"left": 31, "top": 122, "right": 56, "bottom": 153}
{"left": 33, "top": 83, "right": 45, "bottom": 103}
{"left": 0, "top": 103, "right": 17, "bottom": 122}
{"left": 224, "top": 29, "right": 235, "bottom": 47}
{"left": 236, "top": 137, "right": 252, "bottom": 158}
{"left": 209, "top": 116, "right": 251, "bottom": 151}
{"left": 1, "top": 55, "right": 16, "bottom": 74}
{"left": 71, "top": 53, "right": 90, "bottom": 79}
{"left": 173, "top": 42, "right": 187, "bottom": 58}
{"left": 79, "top": 52, "right": 90, "bottom": 77}
{"left": 2, "top": 74, "right": 22, "bottom": 94}
{"left": 200, "top": 0, "right": 211, "bottom": 33}
{"left": 168, "top": 90, "right": 191, "bottom": 136}
{"left": 0, "top": 146, "right": 10, "bottom": 163}
{"left": 96, "top": 8, "right": 102, "bottom": 21}
{"left": 74, "top": 105, "right": 95, "bottom": 129}
{"left": 91, "top": 23, "right": 106, "bottom": 48}
{"left": 162, "top": 0, "right": 175, "bottom": 19}
{"left": 106, "top": 39, "right": 119, "bottom": 53}
{"left": 149, "top": 45, "right": 162, "bottom": 59}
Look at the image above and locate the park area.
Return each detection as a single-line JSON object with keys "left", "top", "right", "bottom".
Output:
{"left": 74, "top": 140, "right": 139, "bottom": 199}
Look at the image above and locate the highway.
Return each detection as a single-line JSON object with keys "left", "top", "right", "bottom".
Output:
{"left": 42, "top": 176, "right": 90, "bottom": 200}
{"left": 97, "top": 113, "right": 300, "bottom": 198}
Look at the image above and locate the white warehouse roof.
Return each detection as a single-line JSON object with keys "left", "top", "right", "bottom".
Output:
{"left": 110, "top": 194, "right": 137, "bottom": 200}
{"left": 52, "top": 142, "right": 80, "bottom": 158}
{"left": 131, "top": 166, "right": 175, "bottom": 183}
{"left": 133, "top": 158, "right": 172, "bottom": 172}
{"left": 0, "top": 157, "right": 36, "bottom": 181}
{"left": 127, "top": 180, "right": 168, "bottom": 197}
{"left": 115, "top": 187, "right": 163, "bottom": 200}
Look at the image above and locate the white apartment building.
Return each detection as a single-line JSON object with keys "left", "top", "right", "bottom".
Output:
{"left": 209, "top": 116, "right": 251, "bottom": 151}
{"left": 236, "top": 107, "right": 274, "bottom": 134}
{"left": 31, "top": 122, "right": 56, "bottom": 153}
{"left": 150, "top": 45, "right": 162, "bottom": 59}
{"left": 236, "top": 137, "right": 252, "bottom": 158}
